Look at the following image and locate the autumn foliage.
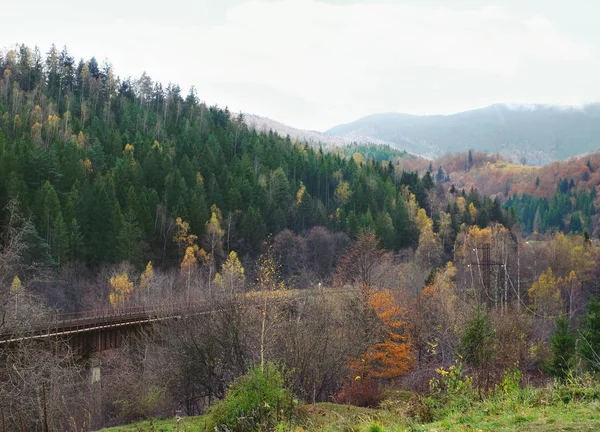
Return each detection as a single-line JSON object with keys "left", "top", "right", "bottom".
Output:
{"left": 350, "top": 290, "right": 412, "bottom": 380}
{"left": 109, "top": 272, "right": 133, "bottom": 309}
{"left": 338, "top": 290, "right": 412, "bottom": 406}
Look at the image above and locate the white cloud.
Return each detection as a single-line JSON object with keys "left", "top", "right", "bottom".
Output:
{"left": 0, "top": 0, "right": 597, "bottom": 130}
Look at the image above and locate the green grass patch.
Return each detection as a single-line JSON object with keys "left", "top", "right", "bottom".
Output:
{"left": 97, "top": 384, "right": 600, "bottom": 432}
{"left": 98, "top": 415, "right": 209, "bottom": 432}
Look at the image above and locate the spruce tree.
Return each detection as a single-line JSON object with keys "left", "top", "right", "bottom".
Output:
{"left": 458, "top": 308, "right": 494, "bottom": 369}
{"left": 546, "top": 314, "right": 576, "bottom": 380}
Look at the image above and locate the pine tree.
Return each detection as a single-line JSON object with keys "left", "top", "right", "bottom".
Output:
{"left": 546, "top": 314, "right": 575, "bottom": 380}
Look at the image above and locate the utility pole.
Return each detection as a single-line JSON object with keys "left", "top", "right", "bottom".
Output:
{"left": 471, "top": 243, "right": 505, "bottom": 311}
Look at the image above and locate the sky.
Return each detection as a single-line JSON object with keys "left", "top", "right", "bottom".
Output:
{"left": 2, "top": 0, "right": 600, "bottom": 131}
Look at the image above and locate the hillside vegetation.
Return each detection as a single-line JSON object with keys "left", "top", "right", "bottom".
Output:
{"left": 426, "top": 151, "right": 600, "bottom": 236}
{"left": 3, "top": 45, "right": 600, "bottom": 432}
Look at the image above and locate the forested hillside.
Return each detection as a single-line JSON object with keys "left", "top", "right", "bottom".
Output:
{"left": 4, "top": 45, "right": 600, "bottom": 432}
{"left": 421, "top": 151, "right": 600, "bottom": 236}
{"left": 0, "top": 44, "right": 509, "bottom": 274}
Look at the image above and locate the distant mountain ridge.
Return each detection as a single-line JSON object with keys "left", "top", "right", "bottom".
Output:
{"left": 243, "top": 114, "right": 392, "bottom": 148}
{"left": 325, "top": 104, "right": 600, "bottom": 164}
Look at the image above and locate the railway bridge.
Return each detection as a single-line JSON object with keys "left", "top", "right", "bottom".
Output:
{"left": 0, "top": 302, "right": 212, "bottom": 356}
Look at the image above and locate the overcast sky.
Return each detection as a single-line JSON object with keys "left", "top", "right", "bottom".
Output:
{"left": 2, "top": 0, "right": 600, "bottom": 130}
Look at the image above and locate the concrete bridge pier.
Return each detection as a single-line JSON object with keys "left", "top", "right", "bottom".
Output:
{"left": 89, "top": 358, "right": 101, "bottom": 385}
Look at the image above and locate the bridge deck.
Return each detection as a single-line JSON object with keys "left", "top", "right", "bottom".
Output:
{"left": 0, "top": 303, "right": 208, "bottom": 345}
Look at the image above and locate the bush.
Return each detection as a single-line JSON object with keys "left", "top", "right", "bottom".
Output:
{"left": 429, "top": 359, "right": 473, "bottom": 397}
{"left": 334, "top": 378, "right": 381, "bottom": 407}
{"left": 494, "top": 368, "right": 522, "bottom": 395}
{"left": 405, "top": 395, "right": 435, "bottom": 423}
{"left": 210, "top": 362, "right": 297, "bottom": 432}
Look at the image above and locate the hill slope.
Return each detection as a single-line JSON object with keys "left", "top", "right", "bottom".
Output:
{"left": 327, "top": 104, "right": 600, "bottom": 164}
{"left": 244, "top": 113, "right": 392, "bottom": 148}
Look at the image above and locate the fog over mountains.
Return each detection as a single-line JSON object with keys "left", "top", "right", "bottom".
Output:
{"left": 325, "top": 104, "right": 600, "bottom": 165}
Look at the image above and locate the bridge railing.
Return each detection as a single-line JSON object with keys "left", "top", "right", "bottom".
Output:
{"left": 42, "top": 301, "right": 209, "bottom": 333}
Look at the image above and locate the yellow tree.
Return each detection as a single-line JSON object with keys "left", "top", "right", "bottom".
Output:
{"left": 257, "top": 245, "right": 286, "bottom": 371}
{"left": 464, "top": 226, "right": 492, "bottom": 253}
{"left": 139, "top": 261, "right": 154, "bottom": 302}
{"left": 415, "top": 208, "right": 432, "bottom": 233}
{"left": 140, "top": 261, "right": 153, "bottom": 289}
{"left": 11, "top": 275, "right": 23, "bottom": 317}
{"left": 204, "top": 206, "right": 224, "bottom": 296}
{"left": 181, "top": 245, "right": 199, "bottom": 303}
{"left": 456, "top": 196, "right": 467, "bottom": 213}
{"left": 109, "top": 273, "right": 134, "bottom": 309}
{"left": 468, "top": 202, "right": 477, "bottom": 222}
{"left": 415, "top": 223, "right": 442, "bottom": 269}
{"left": 295, "top": 182, "right": 306, "bottom": 205}
{"left": 205, "top": 205, "right": 224, "bottom": 258}
{"left": 76, "top": 131, "right": 85, "bottom": 149}
{"left": 174, "top": 217, "right": 201, "bottom": 301}
{"left": 559, "top": 270, "right": 581, "bottom": 319}
{"left": 214, "top": 251, "right": 245, "bottom": 296}
{"left": 528, "top": 268, "right": 563, "bottom": 318}
{"left": 31, "top": 121, "right": 42, "bottom": 145}
{"left": 174, "top": 217, "right": 197, "bottom": 249}
{"left": 334, "top": 181, "right": 352, "bottom": 206}
{"left": 10, "top": 275, "right": 22, "bottom": 294}
{"left": 438, "top": 211, "right": 453, "bottom": 251}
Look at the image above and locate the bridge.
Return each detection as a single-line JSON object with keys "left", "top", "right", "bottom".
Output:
{"left": 0, "top": 288, "right": 347, "bottom": 356}
{"left": 0, "top": 302, "right": 212, "bottom": 355}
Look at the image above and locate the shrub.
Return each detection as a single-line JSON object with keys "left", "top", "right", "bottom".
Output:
{"left": 405, "top": 395, "right": 435, "bottom": 423}
{"left": 210, "top": 362, "right": 297, "bottom": 432}
{"left": 494, "top": 368, "right": 522, "bottom": 395}
{"left": 429, "top": 359, "right": 473, "bottom": 397}
{"left": 334, "top": 378, "right": 381, "bottom": 407}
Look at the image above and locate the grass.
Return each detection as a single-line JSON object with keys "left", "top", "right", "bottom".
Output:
{"left": 426, "top": 400, "right": 600, "bottom": 431}
{"left": 98, "top": 415, "right": 209, "bottom": 432}
{"left": 97, "top": 387, "right": 600, "bottom": 432}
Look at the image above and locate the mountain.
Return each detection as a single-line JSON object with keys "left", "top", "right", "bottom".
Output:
{"left": 326, "top": 104, "right": 600, "bottom": 164}
{"left": 244, "top": 114, "right": 392, "bottom": 148}
{"left": 244, "top": 114, "right": 346, "bottom": 147}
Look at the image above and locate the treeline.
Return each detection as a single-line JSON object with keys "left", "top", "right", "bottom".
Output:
{"left": 0, "top": 44, "right": 511, "bottom": 274}
{"left": 507, "top": 179, "right": 596, "bottom": 235}
{"left": 341, "top": 143, "right": 413, "bottom": 163}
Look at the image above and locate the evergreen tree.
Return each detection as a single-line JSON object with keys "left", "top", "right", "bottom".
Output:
{"left": 578, "top": 300, "right": 600, "bottom": 371}
{"left": 546, "top": 314, "right": 576, "bottom": 380}
{"left": 458, "top": 309, "right": 494, "bottom": 369}
{"left": 436, "top": 166, "right": 445, "bottom": 182}
{"left": 67, "top": 218, "right": 85, "bottom": 261}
